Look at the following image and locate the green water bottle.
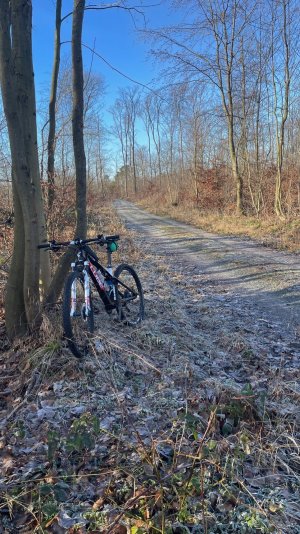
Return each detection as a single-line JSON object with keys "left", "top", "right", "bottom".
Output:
{"left": 108, "top": 241, "right": 118, "bottom": 252}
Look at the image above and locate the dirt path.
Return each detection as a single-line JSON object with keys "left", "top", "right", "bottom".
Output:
{"left": 116, "top": 200, "right": 300, "bottom": 337}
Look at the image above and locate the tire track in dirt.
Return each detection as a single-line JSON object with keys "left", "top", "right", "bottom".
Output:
{"left": 115, "top": 200, "right": 300, "bottom": 338}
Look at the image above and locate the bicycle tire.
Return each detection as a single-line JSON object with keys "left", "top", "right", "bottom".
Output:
{"left": 63, "top": 271, "right": 94, "bottom": 358}
{"left": 114, "top": 263, "right": 144, "bottom": 325}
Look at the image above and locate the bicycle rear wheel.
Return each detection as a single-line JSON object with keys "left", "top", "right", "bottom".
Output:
{"left": 114, "top": 263, "right": 144, "bottom": 325}
{"left": 63, "top": 271, "right": 94, "bottom": 358}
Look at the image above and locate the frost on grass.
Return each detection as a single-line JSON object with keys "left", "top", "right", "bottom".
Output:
{"left": 0, "top": 207, "right": 299, "bottom": 533}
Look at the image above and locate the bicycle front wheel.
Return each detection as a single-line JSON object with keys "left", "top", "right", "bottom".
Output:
{"left": 63, "top": 271, "right": 94, "bottom": 358}
{"left": 114, "top": 263, "right": 144, "bottom": 326}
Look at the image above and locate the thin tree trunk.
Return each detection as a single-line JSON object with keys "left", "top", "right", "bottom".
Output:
{"left": 72, "top": 0, "right": 87, "bottom": 238}
{"left": 272, "top": 1, "right": 290, "bottom": 219}
{"left": 211, "top": 1, "right": 244, "bottom": 214}
{"left": 46, "top": 0, "right": 87, "bottom": 306}
{"left": 47, "top": 0, "right": 62, "bottom": 210}
{"left": 132, "top": 127, "right": 137, "bottom": 194}
{"left": 228, "top": 127, "right": 243, "bottom": 214}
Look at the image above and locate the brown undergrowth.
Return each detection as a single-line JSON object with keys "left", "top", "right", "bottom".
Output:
{"left": 0, "top": 204, "right": 299, "bottom": 533}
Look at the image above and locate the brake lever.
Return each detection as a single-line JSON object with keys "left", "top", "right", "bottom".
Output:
{"left": 48, "top": 240, "right": 61, "bottom": 253}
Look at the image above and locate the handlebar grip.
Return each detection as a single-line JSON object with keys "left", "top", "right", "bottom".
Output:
{"left": 38, "top": 243, "right": 50, "bottom": 249}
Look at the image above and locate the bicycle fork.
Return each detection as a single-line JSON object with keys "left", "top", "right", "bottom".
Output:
{"left": 70, "top": 262, "right": 91, "bottom": 318}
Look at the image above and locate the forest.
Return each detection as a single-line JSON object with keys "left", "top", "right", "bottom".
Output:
{"left": 0, "top": 1, "right": 299, "bottom": 533}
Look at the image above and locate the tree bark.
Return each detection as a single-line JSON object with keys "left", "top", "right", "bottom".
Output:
{"left": 72, "top": 0, "right": 87, "bottom": 238}
{"left": 0, "top": 0, "right": 48, "bottom": 337}
{"left": 12, "top": 0, "right": 50, "bottom": 294}
{"left": 273, "top": 1, "right": 290, "bottom": 219}
{"left": 46, "top": 0, "right": 87, "bottom": 306}
{"left": 4, "top": 179, "right": 27, "bottom": 338}
{"left": 47, "top": 0, "right": 62, "bottom": 210}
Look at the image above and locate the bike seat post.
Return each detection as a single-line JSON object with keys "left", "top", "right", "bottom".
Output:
{"left": 106, "top": 246, "right": 112, "bottom": 275}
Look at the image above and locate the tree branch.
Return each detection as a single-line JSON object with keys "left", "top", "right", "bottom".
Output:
{"left": 61, "top": 3, "right": 148, "bottom": 23}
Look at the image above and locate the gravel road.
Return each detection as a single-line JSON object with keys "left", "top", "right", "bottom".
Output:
{"left": 115, "top": 200, "right": 300, "bottom": 338}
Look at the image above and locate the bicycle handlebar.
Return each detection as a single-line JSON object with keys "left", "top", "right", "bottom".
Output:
{"left": 38, "top": 234, "right": 120, "bottom": 250}
{"left": 38, "top": 240, "right": 70, "bottom": 250}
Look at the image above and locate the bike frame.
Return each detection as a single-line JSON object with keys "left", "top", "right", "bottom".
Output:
{"left": 71, "top": 244, "right": 137, "bottom": 317}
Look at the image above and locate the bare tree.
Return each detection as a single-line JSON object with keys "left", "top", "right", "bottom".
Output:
{"left": 47, "top": 0, "right": 62, "bottom": 209}
{"left": 111, "top": 98, "right": 130, "bottom": 195}
{"left": 121, "top": 87, "right": 140, "bottom": 194}
{"left": 204, "top": 0, "right": 250, "bottom": 214}
{"left": 111, "top": 88, "right": 140, "bottom": 195}
{"left": 271, "top": 0, "right": 292, "bottom": 218}
{"left": 147, "top": 0, "right": 259, "bottom": 213}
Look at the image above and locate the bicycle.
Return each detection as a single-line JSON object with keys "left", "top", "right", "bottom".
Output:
{"left": 38, "top": 234, "right": 144, "bottom": 358}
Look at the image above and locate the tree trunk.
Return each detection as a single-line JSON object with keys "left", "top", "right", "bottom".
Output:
{"left": 46, "top": 0, "right": 87, "bottom": 306}
{"left": 273, "top": 1, "right": 290, "bottom": 219}
{"left": 47, "top": 0, "right": 62, "bottom": 210}
{"left": 228, "top": 121, "right": 243, "bottom": 214}
{"left": 275, "top": 131, "right": 285, "bottom": 218}
{"left": 132, "top": 129, "right": 137, "bottom": 194}
{"left": 0, "top": 0, "right": 49, "bottom": 338}
{"left": 4, "top": 179, "right": 27, "bottom": 337}
{"left": 72, "top": 0, "right": 87, "bottom": 238}
{"left": 13, "top": 0, "right": 51, "bottom": 293}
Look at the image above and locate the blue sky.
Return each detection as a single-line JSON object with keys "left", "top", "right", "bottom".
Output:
{"left": 32, "top": 0, "right": 174, "bottom": 108}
